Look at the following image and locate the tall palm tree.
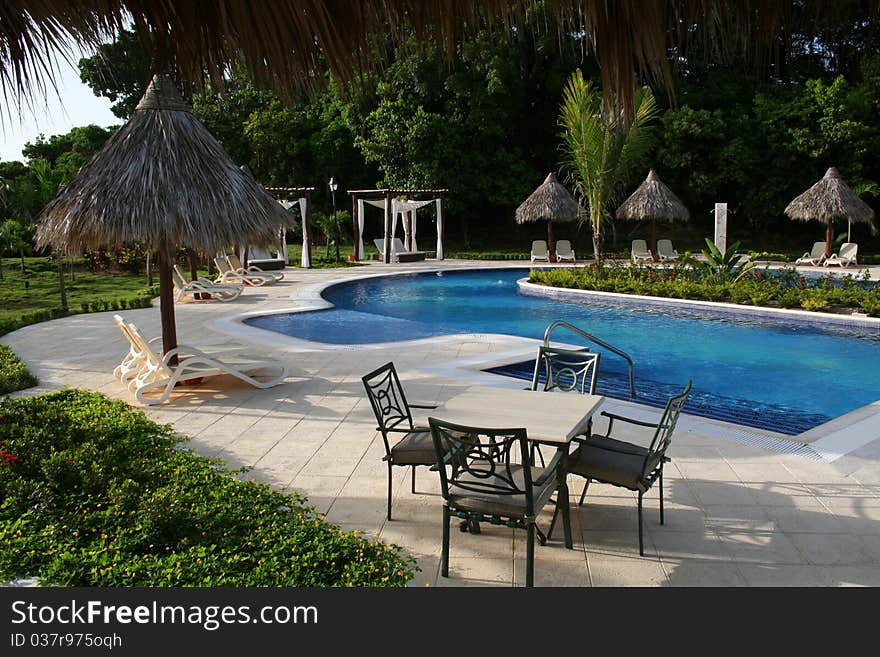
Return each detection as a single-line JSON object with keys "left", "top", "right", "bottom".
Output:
{"left": 559, "top": 69, "right": 657, "bottom": 264}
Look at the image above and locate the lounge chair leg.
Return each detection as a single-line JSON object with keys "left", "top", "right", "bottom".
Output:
{"left": 638, "top": 491, "right": 644, "bottom": 556}
{"left": 441, "top": 506, "right": 450, "bottom": 578}
{"left": 659, "top": 470, "right": 665, "bottom": 525}
{"left": 411, "top": 465, "right": 416, "bottom": 494}
{"left": 526, "top": 524, "right": 535, "bottom": 588}
{"left": 386, "top": 462, "right": 393, "bottom": 521}
{"left": 578, "top": 479, "right": 591, "bottom": 506}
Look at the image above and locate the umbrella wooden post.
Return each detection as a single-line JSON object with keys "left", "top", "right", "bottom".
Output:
{"left": 157, "top": 246, "right": 179, "bottom": 366}
{"left": 547, "top": 219, "right": 556, "bottom": 263}
{"left": 826, "top": 221, "right": 833, "bottom": 260}
{"left": 651, "top": 219, "right": 658, "bottom": 261}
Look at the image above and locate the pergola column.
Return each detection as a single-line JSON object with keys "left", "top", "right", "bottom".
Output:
{"left": 352, "top": 195, "right": 360, "bottom": 260}
{"left": 384, "top": 192, "right": 393, "bottom": 264}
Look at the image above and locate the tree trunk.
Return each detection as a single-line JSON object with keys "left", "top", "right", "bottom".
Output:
{"left": 19, "top": 250, "right": 25, "bottom": 273}
{"left": 57, "top": 256, "right": 68, "bottom": 312}
{"left": 592, "top": 230, "right": 602, "bottom": 267}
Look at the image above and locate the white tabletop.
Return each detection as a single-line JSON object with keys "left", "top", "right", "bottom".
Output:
{"left": 427, "top": 385, "right": 604, "bottom": 445}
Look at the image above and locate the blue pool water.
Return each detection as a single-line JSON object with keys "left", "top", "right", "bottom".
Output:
{"left": 245, "top": 268, "right": 880, "bottom": 435}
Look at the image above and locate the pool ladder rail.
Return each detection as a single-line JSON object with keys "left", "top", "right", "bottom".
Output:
{"left": 543, "top": 320, "right": 637, "bottom": 398}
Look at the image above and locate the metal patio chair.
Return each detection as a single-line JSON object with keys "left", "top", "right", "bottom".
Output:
{"left": 428, "top": 417, "right": 571, "bottom": 587}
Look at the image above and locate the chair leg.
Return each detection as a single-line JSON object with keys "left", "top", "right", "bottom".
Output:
{"left": 659, "top": 470, "right": 665, "bottom": 525}
{"left": 441, "top": 506, "right": 450, "bottom": 578}
{"left": 411, "top": 465, "right": 416, "bottom": 494}
{"left": 638, "top": 491, "right": 644, "bottom": 556}
{"left": 386, "top": 462, "right": 393, "bottom": 521}
{"left": 578, "top": 478, "right": 591, "bottom": 506}
{"left": 526, "top": 524, "right": 535, "bottom": 588}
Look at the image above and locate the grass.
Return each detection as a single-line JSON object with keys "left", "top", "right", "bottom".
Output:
{"left": 0, "top": 257, "right": 157, "bottom": 325}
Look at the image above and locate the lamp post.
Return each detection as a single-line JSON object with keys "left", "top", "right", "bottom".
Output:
{"left": 329, "top": 176, "right": 339, "bottom": 262}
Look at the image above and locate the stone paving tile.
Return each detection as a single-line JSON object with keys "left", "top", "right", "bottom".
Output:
{"left": 5, "top": 260, "right": 880, "bottom": 588}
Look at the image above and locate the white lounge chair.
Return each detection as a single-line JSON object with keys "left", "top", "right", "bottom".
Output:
{"left": 555, "top": 240, "right": 576, "bottom": 262}
{"left": 531, "top": 240, "right": 550, "bottom": 262}
{"left": 213, "top": 256, "right": 274, "bottom": 286}
{"left": 117, "top": 317, "right": 287, "bottom": 405}
{"left": 172, "top": 265, "right": 243, "bottom": 302}
{"left": 631, "top": 239, "right": 654, "bottom": 263}
{"left": 795, "top": 242, "right": 826, "bottom": 266}
{"left": 228, "top": 253, "right": 284, "bottom": 281}
{"left": 824, "top": 242, "right": 858, "bottom": 268}
{"left": 656, "top": 239, "right": 679, "bottom": 262}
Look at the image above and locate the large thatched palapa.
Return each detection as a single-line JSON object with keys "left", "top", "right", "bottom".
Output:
{"left": 516, "top": 172, "right": 581, "bottom": 262}
{"left": 36, "top": 74, "right": 292, "bottom": 357}
{"left": 1, "top": 2, "right": 827, "bottom": 124}
{"left": 616, "top": 169, "right": 689, "bottom": 252}
{"left": 785, "top": 167, "right": 875, "bottom": 259}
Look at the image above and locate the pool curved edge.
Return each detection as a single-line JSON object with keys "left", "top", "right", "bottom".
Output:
{"left": 517, "top": 279, "right": 880, "bottom": 334}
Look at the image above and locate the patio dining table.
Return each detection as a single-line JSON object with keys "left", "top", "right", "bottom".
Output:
{"left": 425, "top": 384, "right": 605, "bottom": 548}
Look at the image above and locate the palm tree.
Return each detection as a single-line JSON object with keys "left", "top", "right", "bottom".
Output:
{"left": 559, "top": 69, "right": 657, "bottom": 264}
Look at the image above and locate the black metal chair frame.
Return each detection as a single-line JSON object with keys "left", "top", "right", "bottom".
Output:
{"left": 559, "top": 381, "right": 692, "bottom": 555}
{"left": 428, "top": 418, "right": 572, "bottom": 588}
{"left": 362, "top": 362, "right": 438, "bottom": 521}
{"left": 529, "top": 346, "right": 601, "bottom": 466}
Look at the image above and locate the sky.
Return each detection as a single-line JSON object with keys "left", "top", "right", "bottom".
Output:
{"left": 0, "top": 57, "right": 119, "bottom": 163}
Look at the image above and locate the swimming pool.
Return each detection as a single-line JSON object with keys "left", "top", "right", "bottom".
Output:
{"left": 245, "top": 268, "right": 880, "bottom": 435}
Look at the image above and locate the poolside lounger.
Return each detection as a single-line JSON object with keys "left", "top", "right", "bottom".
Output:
{"left": 796, "top": 242, "right": 826, "bottom": 266}
{"left": 213, "top": 256, "right": 270, "bottom": 286}
{"left": 531, "top": 240, "right": 550, "bottom": 262}
{"left": 172, "top": 265, "right": 243, "bottom": 302}
{"left": 631, "top": 239, "right": 654, "bottom": 263}
{"left": 228, "top": 253, "right": 284, "bottom": 281}
{"left": 656, "top": 239, "right": 679, "bottom": 262}
{"left": 555, "top": 240, "right": 576, "bottom": 262}
{"left": 824, "top": 242, "right": 858, "bottom": 268}
{"left": 116, "top": 316, "right": 287, "bottom": 405}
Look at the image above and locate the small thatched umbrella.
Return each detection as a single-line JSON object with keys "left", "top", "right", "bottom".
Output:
{"left": 785, "top": 167, "right": 875, "bottom": 259}
{"left": 616, "top": 169, "right": 689, "bottom": 254}
{"left": 515, "top": 172, "right": 580, "bottom": 262}
{"left": 36, "top": 74, "right": 293, "bottom": 360}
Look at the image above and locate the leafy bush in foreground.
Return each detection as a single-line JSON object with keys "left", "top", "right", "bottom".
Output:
{"left": 0, "top": 344, "right": 37, "bottom": 394}
{"left": 0, "top": 390, "right": 417, "bottom": 586}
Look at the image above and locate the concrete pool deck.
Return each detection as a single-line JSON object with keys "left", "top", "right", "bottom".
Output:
{"left": 4, "top": 258, "right": 880, "bottom": 587}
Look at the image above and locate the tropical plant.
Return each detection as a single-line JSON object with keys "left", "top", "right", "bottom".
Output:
{"left": 685, "top": 238, "right": 756, "bottom": 283}
{"left": 559, "top": 69, "right": 658, "bottom": 264}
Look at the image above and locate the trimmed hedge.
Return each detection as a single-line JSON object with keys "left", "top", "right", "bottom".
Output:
{"left": 0, "top": 344, "right": 37, "bottom": 394}
{"left": 530, "top": 262, "right": 880, "bottom": 317}
{"left": 0, "top": 390, "right": 417, "bottom": 586}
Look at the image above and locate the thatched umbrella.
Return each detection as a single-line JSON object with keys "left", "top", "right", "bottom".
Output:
{"left": 615, "top": 169, "right": 689, "bottom": 254}
{"left": 785, "top": 167, "right": 875, "bottom": 259}
{"left": 35, "top": 74, "right": 292, "bottom": 360}
{"left": 515, "top": 172, "right": 580, "bottom": 262}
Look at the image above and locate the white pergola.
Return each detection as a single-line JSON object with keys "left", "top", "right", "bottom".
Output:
{"left": 349, "top": 188, "right": 448, "bottom": 263}
{"left": 265, "top": 186, "right": 315, "bottom": 267}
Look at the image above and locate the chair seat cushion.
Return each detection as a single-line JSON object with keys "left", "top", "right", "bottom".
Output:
{"left": 448, "top": 465, "right": 558, "bottom": 519}
{"left": 566, "top": 435, "right": 662, "bottom": 492}
{"left": 389, "top": 429, "right": 438, "bottom": 465}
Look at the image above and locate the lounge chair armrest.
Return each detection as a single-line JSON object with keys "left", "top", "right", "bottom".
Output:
{"left": 381, "top": 426, "right": 429, "bottom": 434}
{"left": 532, "top": 446, "right": 566, "bottom": 486}
{"left": 408, "top": 402, "right": 439, "bottom": 409}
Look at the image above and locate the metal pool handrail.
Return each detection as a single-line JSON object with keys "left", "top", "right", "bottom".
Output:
{"left": 543, "top": 320, "right": 636, "bottom": 398}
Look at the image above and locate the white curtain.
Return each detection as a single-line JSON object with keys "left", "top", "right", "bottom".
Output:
{"left": 393, "top": 199, "right": 433, "bottom": 252}
{"left": 357, "top": 199, "right": 365, "bottom": 260}
{"left": 298, "top": 197, "right": 310, "bottom": 268}
{"left": 435, "top": 198, "right": 444, "bottom": 260}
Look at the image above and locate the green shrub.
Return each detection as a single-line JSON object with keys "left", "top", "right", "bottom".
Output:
{"left": 0, "top": 390, "right": 417, "bottom": 586}
{"left": 0, "top": 345, "right": 37, "bottom": 394}
{"left": 801, "top": 297, "right": 829, "bottom": 312}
